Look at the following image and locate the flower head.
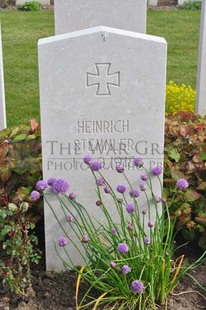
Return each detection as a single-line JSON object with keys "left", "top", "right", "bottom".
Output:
{"left": 126, "top": 202, "right": 135, "bottom": 214}
{"left": 96, "top": 200, "right": 101, "bottom": 206}
{"left": 36, "top": 180, "right": 48, "bottom": 191}
{"left": 139, "top": 183, "right": 146, "bottom": 191}
{"left": 31, "top": 190, "right": 40, "bottom": 201}
{"left": 69, "top": 192, "right": 76, "bottom": 200}
{"left": 83, "top": 154, "right": 93, "bottom": 165}
{"left": 129, "top": 189, "right": 140, "bottom": 198}
{"left": 110, "top": 261, "right": 116, "bottom": 269}
{"left": 58, "top": 236, "right": 67, "bottom": 247}
{"left": 118, "top": 243, "right": 129, "bottom": 254}
{"left": 116, "top": 165, "right": 124, "bottom": 173}
{"left": 127, "top": 223, "right": 133, "bottom": 231}
{"left": 151, "top": 166, "right": 162, "bottom": 176}
{"left": 111, "top": 228, "right": 117, "bottom": 235}
{"left": 104, "top": 186, "right": 111, "bottom": 194}
{"left": 97, "top": 178, "right": 104, "bottom": 186}
{"left": 116, "top": 184, "right": 127, "bottom": 194}
{"left": 47, "top": 177, "right": 57, "bottom": 186}
{"left": 82, "top": 236, "right": 89, "bottom": 243}
{"left": 176, "top": 178, "right": 189, "bottom": 190}
{"left": 91, "top": 162, "right": 101, "bottom": 171}
{"left": 140, "top": 174, "right": 148, "bottom": 181}
{"left": 50, "top": 178, "right": 70, "bottom": 194}
{"left": 154, "top": 195, "right": 162, "bottom": 203}
{"left": 148, "top": 220, "right": 154, "bottom": 228}
{"left": 67, "top": 215, "right": 72, "bottom": 222}
{"left": 121, "top": 265, "right": 131, "bottom": 274}
{"left": 130, "top": 280, "right": 144, "bottom": 294}
{"left": 134, "top": 158, "right": 143, "bottom": 168}
{"left": 144, "top": 236, "right": 150, "bottom": 246}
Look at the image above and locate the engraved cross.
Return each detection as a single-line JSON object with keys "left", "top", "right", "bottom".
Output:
{"left": 86, "top": 63, "right": 120, "bottom": 96}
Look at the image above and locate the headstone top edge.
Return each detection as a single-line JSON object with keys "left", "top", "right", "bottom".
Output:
{"left": 38, "top": 26, "right": 167, "bottom": 46}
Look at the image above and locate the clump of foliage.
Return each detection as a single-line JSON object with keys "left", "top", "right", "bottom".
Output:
{"left": 17, "top": 1, "right": 42, "bottom": 11}
{"left": 0, "top": 119, "right": 42, "bottom": 222}
{"left": 164, "top": 111, "right": 206, "bottom": 250}
{"left": 33, "top": 158, "right": 205, "bottom": 309}
{"left": 166, "top": 81, "right": 195, "bottom": 113}
{"left": 0, "top": 119, "right": 42, "bottom": 294}
{"left": 0, "top": 201, "right": 41, "bottom": 295}
{"left": 179, "top": 1, "right": 201, "bottom": 10}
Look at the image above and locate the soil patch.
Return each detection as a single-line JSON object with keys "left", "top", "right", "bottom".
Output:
{"left": 0, "top": 254, "right": 206, "bottom": 310}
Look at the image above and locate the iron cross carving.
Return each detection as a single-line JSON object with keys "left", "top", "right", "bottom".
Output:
{"left": 86, "top": 63, "right": 120, "bottom": 96}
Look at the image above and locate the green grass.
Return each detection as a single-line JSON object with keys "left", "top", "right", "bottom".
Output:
{"left": 0, "top": 9, "right": 201, "bottom": 127}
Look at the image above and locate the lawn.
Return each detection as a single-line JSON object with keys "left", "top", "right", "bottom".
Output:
{"left": 0, "top": 9, "right": 201, "bottom": 127}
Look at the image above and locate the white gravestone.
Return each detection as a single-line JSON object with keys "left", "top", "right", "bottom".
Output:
{"left": 196, "top": 0, "right": 206, "bottom": 115}
{"left": 178, "top": 0, "right": 201, "bottom": 5}
{"left": 38, "top": 26, "right": 167, "bottom": 270}
{"left": 0, "top": 29, "right": 6, "bottom": 130}
{"left": 54, "top": 0, "right": 146, "bottom": 35}
{"left": 148, "top": 0, "right": 158, "bottom": 6}
{"left": 16, "top": 0, "right": 50, "bottom": 5}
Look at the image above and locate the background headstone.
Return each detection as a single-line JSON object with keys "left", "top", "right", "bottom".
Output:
{"left": 38, "top": 26, "right": 167, "bottom": 270}
{"left": 148, "top": 0, "right": 158, "bottom": 6}
{"left": 178, "top": 0, "right": 201, "bottom": 4}
{"left": 54, "top": 0, "right": 147, "bottom": 35}
{"left": 0, "top": 28, "right": 6, "bottom": 130}
{"left": 196, "top": 0, "right": 206, "bottom": 114}
{"left": 16, "top": 0, "right": 50, "bottom": 5}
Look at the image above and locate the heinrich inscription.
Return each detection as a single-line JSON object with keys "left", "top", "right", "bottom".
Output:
{"left": 86, "top": 63, "right": 120, "bottom": 96}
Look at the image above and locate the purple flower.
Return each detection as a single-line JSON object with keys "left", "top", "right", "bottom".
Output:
{"left": 83, "top": 154, "right": 93, "bottom": 165}
{"left": 51, "top": 178, "right": 70, "bottom": 194}
{"left": 127, "top": 223, "right": 133, "bottom": 231}
{"left": 47, "top": 177, "right": 57, "bottom": 186}
{"left": 104, "top": 186, "right": 111, "bottom": 194}
{"left": 110, "top": 261, "right": 116, "bottom": 269}
{"left": 134, "top": 158, "right": 144, "bottom": 168}
{"left": 67, "top": 215, "right": 72, "bottom": 222}
{"left": 144, "top": 236, "right": 150, "bottom": 246}
{"left": 111, "top": 228, "right": 117, "bottom": 235}
{"left": 58, "top": 236, "right": 67, "bottom": 247}
{"left": 129, "top": 189, "right": 140, "bottom": 198}
{"left": 151, "top": 166, "right": 162, "bottom": 176}
{"left": 148, "top": 220, "right": 154, "bottom": 228}
{"left": 116, "top": 184, "right": 127, "bottom": 194}
{"left": 116, "top": 165, "right": 124, "bottom": 173}
{"left": 82, "top": 236, "right": 89, "bottom": 243}
{"left": 130, "top": 280, "right": 144, "bottom": 294}
{"left": 154, "top": 195, "right": 161, "bottom": 203}
{"left": 91, "top": 162, "right": 101, "bottom": 171}
{"left": 176, "top": 179, "right": 189, "bottom": 190}
{"left": 97, "top": 178, "right": 104, "bottom": 186}
{"left": 69, "top": 192, "right": 76, "bottom": 200}
{"left": 36, "top": 180, "right": 48, "bottom": 191}
{"left": 31, "top": 190, "right": 40, "bottom": 201}
{"left": 96, "top": 200, "right": 101, "bottom": 206}
{"left": 140, "top": 174, "right": 148, "bottom": 181}
{"left": 126, "top": 203, "right": 135, "bottom": 214}
{"left": 140, "top": 183, "right": 146, "bottom": 191}
{"left": 117, "top": 243, "right": 129, "bottom": 254}
{"left": 121, "top": 265, "right": 131, "bottom": 274}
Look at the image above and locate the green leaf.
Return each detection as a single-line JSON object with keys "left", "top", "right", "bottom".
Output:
{"left": 13, "top": 134, "right": 28, "bottom": 142}
{"left": 168, "top": 148, "right": 180, "bottom": 162}
{"left": 184, "top": 189, "right": 201, "bottom": 202}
